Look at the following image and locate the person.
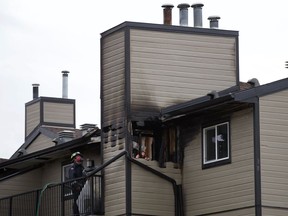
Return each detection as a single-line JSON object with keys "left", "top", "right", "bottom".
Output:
{"left": 69, "top": 152, "right": 85, "bottom": 216}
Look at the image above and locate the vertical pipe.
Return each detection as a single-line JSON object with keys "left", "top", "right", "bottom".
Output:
{"left": 162, "top": 4, "right": 174, "bottom": 25}
{"left": 191, "top": 3, "right": 204, "bottom": 27}
{"left": 61, "top": 71, "right": 69, "bottom": 98}
{"left": 32, "top": 84, "right": 40, "bottom": 99}
{"left": 178, "top": 3, "right": 190, "bottom": 26}
{"left": 208, "top": 16, "right": 221, "bottom": 29}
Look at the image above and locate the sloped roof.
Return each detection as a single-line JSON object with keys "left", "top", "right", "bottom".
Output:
{"left": 162, "top": 78, "right": 288, "bottom": 120}
{"left": 0, "top": 128, "right": 101, "bottom": 171}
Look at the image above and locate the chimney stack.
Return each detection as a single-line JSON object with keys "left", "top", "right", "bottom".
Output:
{"left": 178, "top": 3, "right": 190, "bottom": 26}
{"left": 32, "top": 83, "right": 40, "bottom": 99}
{"left": 208, "top": 16, "right": 221, "bottom": 29}
{"left": 62, "top": 71, "right": 69, "bottom": 98}
{"left": 191, "top": 3, "right": 204, "bottom": 27}
{"left": 162, "top": 4, "right": 174, "bottom": 25}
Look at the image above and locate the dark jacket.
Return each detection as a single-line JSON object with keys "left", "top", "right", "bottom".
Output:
{"left": 69, "top": 163, "right": 85, "bottom": 193}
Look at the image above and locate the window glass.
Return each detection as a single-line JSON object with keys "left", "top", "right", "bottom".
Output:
{"left": 203, "top": 122, "right": 229, "bottom": 165}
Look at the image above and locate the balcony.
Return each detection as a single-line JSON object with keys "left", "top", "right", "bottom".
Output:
{"left": 0, "top": 174, "right": 103, "bottom": 216}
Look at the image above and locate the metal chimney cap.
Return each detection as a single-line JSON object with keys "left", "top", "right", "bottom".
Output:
{"left": 32, "top": 83, "right": 40, "bottom": 87}
{"left": 177, "top": 3, "right": 190, "bottom": 8}
{"left": 62, "top": 70, "right": 69, "bottom": 75}
{"left": 162, "top": 4, "right": 174, "bottom": 8}
{"left": 208, "top": 15, "right": 221, "bottom": 21}
{"left": 191, "top": 3, "right": 204, "bottom": 8}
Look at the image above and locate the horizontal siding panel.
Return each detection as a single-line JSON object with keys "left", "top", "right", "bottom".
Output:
{"left": 132, "top": 164, "right": 174, "bottom": 216}
{"left": 130, "top": 29, "right": 236, "bottom": 115}
{"left": 43, "top": 102, "right": 74, "bottom": 124}
{"left": 260, "top": 89, "right": 288, "bottom": 209}
{"left": 26, "top": 102, "right": 40, "bottom": 136}
{"left": 0, "top": 169, "right": 42, "bottom": 198}
{"left": 209, "top": 207, "right": 255, "bottom": 216}
{"left": 26, "top": 134, "right": 54, "bottom": 153}
{"left": 102, "top": 30, "right": 125, "bottom": 125}
{"left": 262, "top": 207, "right": 288, "bottom": 216}
{"left": 183, "top": 108, "right": 254, "bottom": 215}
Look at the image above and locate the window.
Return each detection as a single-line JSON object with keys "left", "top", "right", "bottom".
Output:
{"left": 62, "top": 163, "right": 73, "bottom": 197}
{"left": 203, "top": 122, "right": 230, "bottom": 167}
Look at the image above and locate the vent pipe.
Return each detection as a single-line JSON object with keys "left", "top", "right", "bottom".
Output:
{"left": 191, "top": 3, "right": 204, "bottom": 27}
{"left": 32, "top": 83, "right": 40, "bottom": 99}
{"left": 178, "top": 3, "right": 190, "bottom": 26}
{"left": 162, "top": 4, "right": 174, "bottom": 25}
{"left": 62, "top": 71, "right": 69, "bottom": 98}
{"left": 208, "top": 16, "right": 221, "bottom": 29}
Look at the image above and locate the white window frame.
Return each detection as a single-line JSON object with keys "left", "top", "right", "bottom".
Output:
{"left": 203, "top": 122, "right": 230, "bottom": 165}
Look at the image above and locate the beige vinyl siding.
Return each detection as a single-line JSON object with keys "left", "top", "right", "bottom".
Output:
{"left": 26, "top": 101, "right": 40, "bottom": 136}
{"left": 102, "top": 30, "right": 125, "bottom": 125}
{"left": 104, "top": 152, "right": 126, "bottom": 216}
{"left": 206, "top": 207, "right": 255, "bottom": 216}
{"left": 262, "top": 206, "right": 288, "bottom": 216}
{"left": 26, "top": 134, "right": 54, "bottom": 153}
{"left": 41, "top": 159, "right": 62, "bottom": 185}
{"left": 130, "top": 29, "right": 237, "bottom": 116}
{"left": 43, "top": 102, "right": 74, "bottom": 124}
{"left": 259, "top": 89, "right": 288, "bottom": 209}
{"left": 131, "top": 160, "right": 181, "bottom": 215}
{"left": 0, "top": 169, "right": 42, "bottom": 198}
{"left": 183, "top": 108, "right": 254, "bottom": 215}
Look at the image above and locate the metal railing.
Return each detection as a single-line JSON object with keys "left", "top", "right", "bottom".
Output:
{"left": 0, "top": 174, "right": 103, "bottom": 216}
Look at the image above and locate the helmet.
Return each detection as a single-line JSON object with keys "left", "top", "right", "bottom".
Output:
{"left": 71, "top": 152, "right": 83, "bottom": 160}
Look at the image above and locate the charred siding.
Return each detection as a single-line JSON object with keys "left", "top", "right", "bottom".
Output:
{"left": 130, "top": 29, "right": 237, "bottom": 118}
{"left": 259, "top": 89, "right": 288, "bottom": 213}
{"left": 101, "top": 30, "right": 126, "bottom": 215}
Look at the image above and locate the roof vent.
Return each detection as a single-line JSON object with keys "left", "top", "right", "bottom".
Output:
{"left": 32, "top": 84, "right": 40, "bottom": 99}
{"left": 57, "top": 130, "right": 75, "bottom": 144}
{"left": 191, "top": 3, "right": 204, "bottom": 27}
{"left": 248, "top": 78, "right": 260, "bottom": 87}
{"left": 62, "top": 71, "right": 69, "bottom": 98}
{"left": 162, "top": 4, "right": 174, "bottom": 25}
{"left": 80, "top": 123, "right": 98, "bottom": 136}
{"left": 177, "top": 3, "right": 190, "bottom": 26}
{"left": 207, "top": 90, "right": 219, "bottom": 99}
{"left": 208, "top": 16, "right": 221, "bottom": 29}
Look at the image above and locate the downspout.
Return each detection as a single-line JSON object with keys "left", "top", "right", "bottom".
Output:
{"left": 253, "top": 98, "right": 262, "bottom": 216}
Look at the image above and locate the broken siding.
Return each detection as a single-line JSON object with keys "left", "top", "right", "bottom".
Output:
{"left": 102, "top": 30, "right": 126, "bottom": 215}
{"left": 102, "top": 30, "right": 126, "bottom": 125}
{"left": 26, "top": 101, "right": 40, "bottom": 136}
{"left": 26, "top": 134, "right": 54, "bottom": 154}
{"left": 259, "top": 89, "right": 288, "bottom": 211}
{"left": 130, "top": 29, "right": 237, "bottom": 116}
{"left": 43, "top": 102, "right": 74, "bottom": 124}
{"left": 183, "top": 108, "right": 254, "bottom": 215}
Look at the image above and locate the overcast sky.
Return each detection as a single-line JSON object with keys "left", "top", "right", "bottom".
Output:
{"left": 1, "top": 0, "right": 288, "bottom": 158}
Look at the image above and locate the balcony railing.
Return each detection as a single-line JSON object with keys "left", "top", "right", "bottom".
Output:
{"left": 0, "top": 174, "right": 103, "bottom": 216}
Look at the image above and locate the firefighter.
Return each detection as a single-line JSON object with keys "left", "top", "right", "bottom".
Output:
{"left": 69, "top": 152, "right": 85, "bottom": 216}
